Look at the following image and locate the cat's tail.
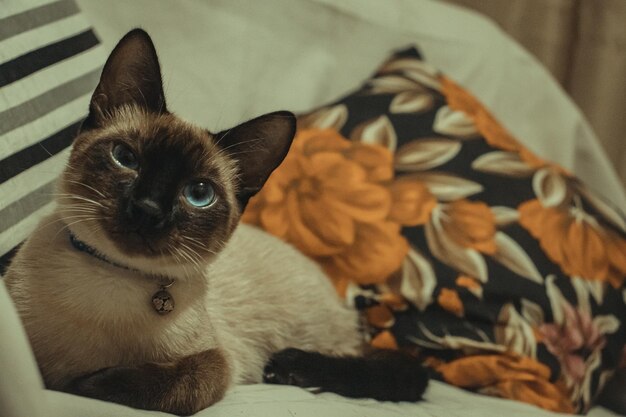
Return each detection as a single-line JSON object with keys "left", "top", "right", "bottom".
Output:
{"left": 263, "top": 347, "right": 429, "bottom": 402}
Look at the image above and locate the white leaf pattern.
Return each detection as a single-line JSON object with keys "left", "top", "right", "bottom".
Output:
{"left": 399, "top": 247, "right": 437, "bottom": 311}
{"left": 405, "top": 172, "right": 483, "bottom": 201}
{"left": 579, "top": 350, "right": 603, "bottom": 408}
{"left": 349, "top": 115, "right": 397, "bottom": 151}
{"left": 415, "top": 323, "right": 505, "bottom": 352}
{"left": 426, "top": 207, "right": 488, "bottom": 282}
{"left": 298, "top": 104, "right": 348, "bottom": 130}
{"left": 395, "top": 139, "right": 461, "bottom": 171}
{"left": 433, "top": 105, "right": 478, "bottom": 138}
{"left": 546, "top": 275, "right": 567, "bottom": 325}
{"left": 492, "top": 206, "right": 519, "bottom": 226}
{"left": 571, "top": 276, "right": 592, "bottom": 316}
{"left": 389, "top": 91, "right": 433, "bottom": 114}
{"left": 471, "top": 151, "right": 535, "bottom": 177}
{"left": 596, "top": 371, "right": 615, "bottom": 410}
{"left": 492, "top": 232, "right": 543, "bottom": 283}
{"left": 581, "top": 278, "right": 604, "bottom": 306}
{"left": 533, "top": 167, "right": 568, "bottom": 207}
{"left": 495, "top": 303, "right": 537, "bottom": 358}
{"left": 366, "top": 75, "right": 424, "bottom": 94}
{"left": 377, "top": 58, "right": 442, "bottom": 90}
{"left": 593, "top": 315, "right": 620, "bottom": 335}
{"left": 521, "top": 299, "right": 544, "bottom": 326}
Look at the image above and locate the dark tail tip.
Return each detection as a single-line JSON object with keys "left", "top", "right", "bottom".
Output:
{"left": 361, "top": 349, "right": 429, "bottom": 402}
{"left": 263, "top": 348, "right": 429, "bottom": 402}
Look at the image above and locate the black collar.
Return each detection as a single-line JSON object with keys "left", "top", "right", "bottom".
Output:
{"left": 68, "top": 232, "right": 177, "bottom": 315}
{"left": 69, "top": 232, "right": 132, "bottom": 271}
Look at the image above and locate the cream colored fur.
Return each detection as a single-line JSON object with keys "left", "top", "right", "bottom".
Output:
{"left": 5, "top": 212, "right": 362, "bottom": 389}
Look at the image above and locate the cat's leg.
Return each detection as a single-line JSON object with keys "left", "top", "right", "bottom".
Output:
{"left": 263, "top": 348, "right": 429, "bottom": 402}
{"left": 64, "top": 349, "right": 230, "bottom": 416}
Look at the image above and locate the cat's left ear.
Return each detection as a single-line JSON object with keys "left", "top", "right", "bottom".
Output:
{"left": 82, "top": 29, "right": 166, "bottom": 130}
{"left": 216, "top": 111, "right": 296, "bottom": 209}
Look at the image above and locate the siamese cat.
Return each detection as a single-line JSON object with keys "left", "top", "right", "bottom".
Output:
{"left": 4, "top": 29, "right": 428, "bottom": 415}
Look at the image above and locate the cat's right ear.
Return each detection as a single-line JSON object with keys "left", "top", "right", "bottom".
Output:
{"left": 216, "top": 111, "right": 296, "bottom": 210}
{"left": 82, "top": 29, "right": 166, "bottom": 131}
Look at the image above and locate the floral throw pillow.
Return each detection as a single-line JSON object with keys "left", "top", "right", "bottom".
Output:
{"left": 242, "top": 47, "right": 626, "bottom": 413}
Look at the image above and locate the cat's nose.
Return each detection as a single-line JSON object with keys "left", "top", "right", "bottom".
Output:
{"left": 127, "top": 197, "right": 166, "bottom": 231}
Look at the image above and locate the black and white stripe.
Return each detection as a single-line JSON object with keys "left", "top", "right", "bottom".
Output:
{"left": 0, "top": 0, "right": 105, "bottom": 274}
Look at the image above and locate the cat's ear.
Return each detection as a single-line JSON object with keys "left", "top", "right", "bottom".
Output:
{"left": 216, "top": 111, "right": 296, "bottom": 209}
{"left": 82, "top": 29, "right": 166, "bottom": 130}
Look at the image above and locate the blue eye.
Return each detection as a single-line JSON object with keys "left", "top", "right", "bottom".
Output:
{"left": 112, "top": 144, "right": 139, "bottom": 169}
{"left": 183, "top": 182, "right": 216, "bottom": 207}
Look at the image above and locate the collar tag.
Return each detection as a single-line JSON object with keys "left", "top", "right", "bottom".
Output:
{"left": 68, "top": 233, "right": 175, "bottom": 315}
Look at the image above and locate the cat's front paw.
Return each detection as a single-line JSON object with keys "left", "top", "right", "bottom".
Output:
{"left": 66, "top": 349, "right": 228, "bottom": 415}
{"left": 67, "top": 365, "right": 149, "bottom": 406}
{"left": 263, "top": 348, "right": 323, "bottom": 388}
{"left": 66, "top": 362, "right": 205, "bottom": 416}
{"left": 67, "top": 366, "right": 161, "bottom": 409}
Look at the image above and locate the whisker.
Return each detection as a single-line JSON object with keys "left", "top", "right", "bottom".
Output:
{"left": 170, "top": 242, "right": 205, "bottom": 278}
{"left": 53, "top": 218, "right": 99, "bottom": 240}
{"left": 176, "top": 246, "right": 202, "bottom": 276}
{"left": 52, "top": 194, "right": 105, "bottom": 208}
{"left": 64, "top": 179, "right": 106, "bottom": 198}
{"left": 218, "top": 137, "right": 266, "bottom": 153}
{"left": 55, "top": 200, "right": 101, "bottom": 208}
{"left": 182, "top": 236, "right": 205, "bottom": 246}
{"left": 178, "top": 252, "right": 192, "bottom": 280}
{"left": 60, "top": 207, "right": 100, "bottom": 214}
{"left": 38, "top": 143, "right": 53, "bottom": 157}
{"left": 166, "top": 244, "right": 180, "bottom": 266}
{"left": 183, "top": 237, "right": 219, "bottom": 256}
{"left": 178, "top": 240, "right": 203, "bottom": 260}
{"left": 213, "top": 128, "right": 233, "bottom": 147}
{"left": 36, "top": 214, "right": 99, "bottom": 232}
{"left": 168, "top": 243, "right": 191, "bottom": 280}
{"left": 178, "top": 244, "right": 205, "bottom": 276}
{"left": 222, "top": 149, "right": 267, "bottom": 159}
{"left": 181, "top": 249, "right": 205, "bottom": 280}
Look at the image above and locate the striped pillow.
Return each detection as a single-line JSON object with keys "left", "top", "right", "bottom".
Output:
{"left": 0, "top": 0, "right": 105, "bottom": 274}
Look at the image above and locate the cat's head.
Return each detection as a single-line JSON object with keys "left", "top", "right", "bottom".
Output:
{"left": 58, "top": 29, "right": 295, "bottom": 276}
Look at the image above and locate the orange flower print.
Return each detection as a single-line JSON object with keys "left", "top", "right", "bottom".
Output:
{"left": 456, "top": 275, "right": 481, "bottom": 290}
{"left": 438, "top": 288, "right": 464, "bottom": 317}
{"left": 519, "top": 199, "right": 626, "bottom": 287}
{"left": 388, "top": 178, "right": 437, "bottom": 225}
{"left": 370, "top": 330, "right": 399, "bottom": 350}
{"left": 319, "top": 221, "right": 409, "bottom": 288}
{"left": 441, "top": 200, "right": 497, "bottom": 255}
{"left": 243, "top": 128, "right": 436, "bottom": 289}
{"left": 456, "top": 274, "right": 483, "bottom": 299}
{"left": 433, "top": 354, "right": 575, "bottom": 413}
{"left": 366, "top": 304, "right": 395, "bottom": 329}
{"left": 426, "top": 200, "right": 497, "bottom": 283}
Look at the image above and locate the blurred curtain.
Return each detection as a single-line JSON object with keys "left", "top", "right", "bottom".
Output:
{"left": 443, "top": 0, "right": 626, "bottom": 189}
